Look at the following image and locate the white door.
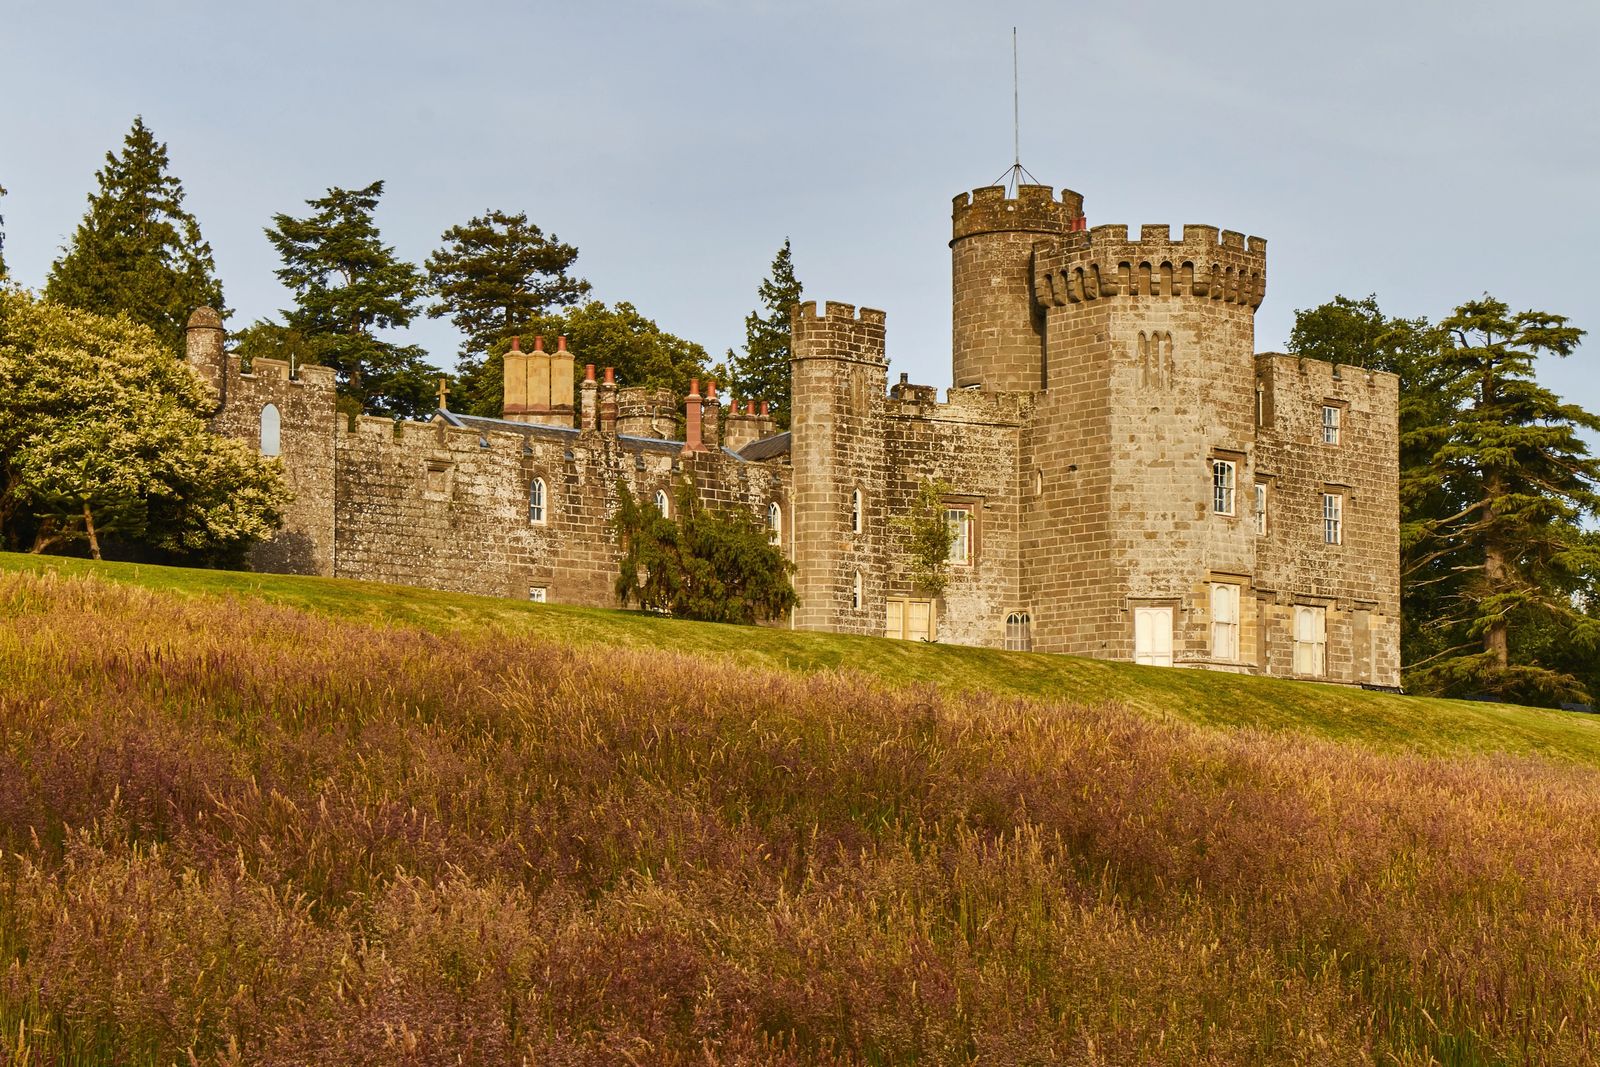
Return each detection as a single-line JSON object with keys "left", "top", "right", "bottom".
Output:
{"left": 1134, "top": 607, "right": 1174, "bottom": 666}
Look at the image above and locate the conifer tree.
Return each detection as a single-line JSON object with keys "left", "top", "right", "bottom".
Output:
{"left": 0, "top": 182, "right": 8, "bottom": 278}
{"left": 729, "top": 239, "right": 803, "bottom": 429}
{"left": 264, "top": 181, "right": 435, "bottom": 419}
{"left": 425, "top": 209, "right": 590, "bottom": 365}
{"left": 1402, "top": 297, "right": 1600, "bottom": 703}
{"left": 45, "top": 117, "right": 224, "bottom": 353}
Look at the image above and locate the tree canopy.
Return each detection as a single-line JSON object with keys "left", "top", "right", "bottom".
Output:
{"left": 0, "top": 288, "right": 289, "bottom": 564}
{"left": 726, "top": 238, "right": 803, "bottom": 428}
{"left": 613, "top": 480, "right": 796, "bottom": 623}
{"left": 426, "top": 209, "right": 590, "bottom": 362}
{"left": 44, "top": 117, "right": 224, "bottom": 355}
{"left": 894, "top": 477, "right": 955, "bottom": 598}
{"left": 454, "top": 300, "right": 708, "bottom": 418}
{"left": 264, "top": 181, "right": 435, "bottom": 419}
{"left": 0, "top": 182, "right": 8, "bottom": 278}
{"left": 1291, "top": 293, "right": 1600, "bottom": 704}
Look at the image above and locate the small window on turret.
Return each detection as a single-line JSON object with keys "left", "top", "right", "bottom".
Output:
{"left": 851, "top": 488, "right": 863, "bottom": 534}
{"left": 260, "top": 404, "right": 281, "bottom": 457}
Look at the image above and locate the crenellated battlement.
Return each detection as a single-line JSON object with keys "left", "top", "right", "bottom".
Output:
{"left": 791, "top": 301, "right": 887, "bottom": 364}
{"left": 951, "top": 184, "right": 1085, "bottom": 243}
{"left": 1032, "top": 224, "right": 1267, "bottom": 309}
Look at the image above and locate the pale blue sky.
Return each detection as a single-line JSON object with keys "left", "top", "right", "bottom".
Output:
{"left": 2, "top": 0, "right": 1597, "bottom": 428}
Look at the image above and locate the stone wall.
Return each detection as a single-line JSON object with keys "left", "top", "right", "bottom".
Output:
{"left": 185, "top": 312, "right": 337, "bottom": 578}
{"left": 1255, "top": 354, "right": 1401, "bottom": 685}
{"left": 789, "top": 301, "right": 888, "bottom": 634}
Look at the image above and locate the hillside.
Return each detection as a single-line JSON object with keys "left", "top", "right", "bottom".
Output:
{"left": 3, "top": 552, "right": 1596, "bottom": 765}
{"left": 3, "top": 555, "right": 1600, "bottom": 1064}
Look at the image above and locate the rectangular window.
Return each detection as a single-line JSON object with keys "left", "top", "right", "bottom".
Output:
{"left": 1323, "top": 492, "right": 1343, "bottom": 545}
{"left": 1211, "top": 583, "right": 1240, "bottom": 661}
{"left": 1254, "top": 482, "right": 1269, "bottom": 536}
{"left": 1293, "top": 605, "right": 1328, "bottom": 677}
{"left": 946, "top": 506, "right": 974, "bottom": 565}
{"left": 1322, "top": 404, "right": 1342, "bottom": 445}
{"left": 528, "top": 586, "right": 547, "bottom": 603}
{"left": 1212, "top": 460, "right": 1236, "bottom": 516}
{"left": 886, "top": 597, "right": 936, "bottom": 642}
{"left": 1134, "top": 606, "right": 1174, "bottom": 667}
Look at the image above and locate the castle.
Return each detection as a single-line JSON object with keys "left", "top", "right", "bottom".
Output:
{"left": 186, "top": 180, "right": 1401, "bottom": 687}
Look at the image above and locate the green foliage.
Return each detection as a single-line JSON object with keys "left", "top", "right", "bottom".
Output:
{"left": 613, "top": 479, "right": 796, "bottom": 623}
{"left": 455, "top": 300, "right": 708, "bottom": 418}
{"left": 1406, "top": 297, "right": 1599, "bottom": 703}
{"left": 0, "top": 289, "right": 289, "bottom": 564}
{"left": 894, "top": 477, "right": 954, "bottom": 598}
{"left": 425, "top": 208, "right": 590, "bottom": 362}
{"left": 43, "top": 117, "right": 224, "bottom": 355}
{"left": 728, "top": 238, "right": 803, "bottom": 428}
{"left": 264, "top": 181, "right": 436, "bottom": 419}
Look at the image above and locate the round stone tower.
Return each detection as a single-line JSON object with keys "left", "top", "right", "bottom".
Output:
{"left": 950, "top": 184, "right": 1083, "bottom": 392}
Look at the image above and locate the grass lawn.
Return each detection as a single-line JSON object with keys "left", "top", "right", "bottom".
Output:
{"left": 5, "top": 549, "right": 1596, "bottom": 766}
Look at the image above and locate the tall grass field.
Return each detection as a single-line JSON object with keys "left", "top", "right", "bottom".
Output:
{"left": 2, "top": 553, "right": 1600, "bottom": 1064}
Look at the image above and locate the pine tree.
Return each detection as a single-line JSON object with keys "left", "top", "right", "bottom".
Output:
{"left": 730, "top": 239, "right": 803, "bottom": 429}
{"left": 1404, "top": 297, "right": 1600, "bottom": 703}
{"left": 425, "top": 209, "right": 590, "bottom": 368}
{"left": 0, "top": 182, "right": 9, "bottom": 278}
{"left": 264, "top": 181, "right": 435, "bottom": 419}
{"left": 44, "top": 117, "right": 224, "bottom": 353}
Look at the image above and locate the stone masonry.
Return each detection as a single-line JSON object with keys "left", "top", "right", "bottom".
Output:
{"left": 188, "top": 176, "right": 1401, "bottom": 687}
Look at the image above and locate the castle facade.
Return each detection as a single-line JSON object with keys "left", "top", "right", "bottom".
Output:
{"left": 187, "top": 181, "right": 1400, "bottom": 687}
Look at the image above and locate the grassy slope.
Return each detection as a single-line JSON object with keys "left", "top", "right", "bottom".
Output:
{"left": 5, "top": 550, "right": 1597, "bottom": 765}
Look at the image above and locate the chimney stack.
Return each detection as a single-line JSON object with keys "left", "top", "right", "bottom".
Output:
{"left": 684, "top": 378, "right": 704, "bottom": 452}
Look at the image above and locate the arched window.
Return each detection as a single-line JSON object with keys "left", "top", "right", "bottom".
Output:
{"left": 260, "top": 403, "right": 281, "bottom": 457}
{"left": 852, "top": 571, "right": 863, "bottom": 610}
{"left": 851, "top": 488, "right": 863, "bottom": 534}
{"left": 1005, "top": 612, "right": 1032, "bottom": 652}
{"left": 767, "top": 502, "right": 782, "bottom": 546}
{"left": 654, "top": 489, "right": 670, "bottom": 517}
{"left": 528, "top": 477, "right": 547, "bottom": 525}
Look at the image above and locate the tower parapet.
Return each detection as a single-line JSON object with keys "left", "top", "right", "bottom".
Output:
{"left": 950, "top": 185, "right": 1084, "bottom": 393}
{"left": 1033, "top": 224, "right": 1266, "bottom": 308}
{"left": 791, "top": 301, "right": 886, "bottom": 366}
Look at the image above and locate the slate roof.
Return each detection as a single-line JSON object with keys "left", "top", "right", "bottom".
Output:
{"left": 738, "top": 431, "right": 791, "bottom": 462}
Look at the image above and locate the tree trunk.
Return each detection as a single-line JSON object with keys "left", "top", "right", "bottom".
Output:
{"left": 1481, "top": 468, "right": 1509, "bottom": 669}
{"left": 82, "top": 502, "right": 102, "bottom": 561}
{"left": 29, "top": 518, "right": 60, "bottom": 555}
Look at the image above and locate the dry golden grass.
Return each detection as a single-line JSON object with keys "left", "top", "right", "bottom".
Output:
{"left": 2, "top": 567, "right": 1599, "bottom": 1064}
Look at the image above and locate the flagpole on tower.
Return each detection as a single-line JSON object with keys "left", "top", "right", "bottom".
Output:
{"left": 994, "top": 27, "right": 1038, "bottom": 197}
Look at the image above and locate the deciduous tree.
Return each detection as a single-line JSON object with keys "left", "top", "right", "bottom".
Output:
{"left": 265, "top": 181, "right": 435, "bottom": 418}
{"left": 0, "top": 289, "right": 289, "bottom": 563}
{"left": 728, "top": 239, "right": 803, "bottom": 428}
{"left": 44, "top": 117, "right": 224, "bottom": 354}
{"left": 455, "top": 300, "right": 707, "bottom": 418}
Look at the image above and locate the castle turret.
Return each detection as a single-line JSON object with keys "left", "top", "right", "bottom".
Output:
{"left": 184, "top": 306, "right": 226, "bottom": 411}
{"left": 789, "top": 301, "right": 887, "bottom": 634}
{"left": 950, "top": 184, "right": 1083, "bottom": 392}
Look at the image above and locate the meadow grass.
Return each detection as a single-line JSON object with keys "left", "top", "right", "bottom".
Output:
{"left": 2, "top": 551, "right": 1597, "bottom": 766}
{"left": 2, "top": 564, "right": 1600, "bottom": 1063}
